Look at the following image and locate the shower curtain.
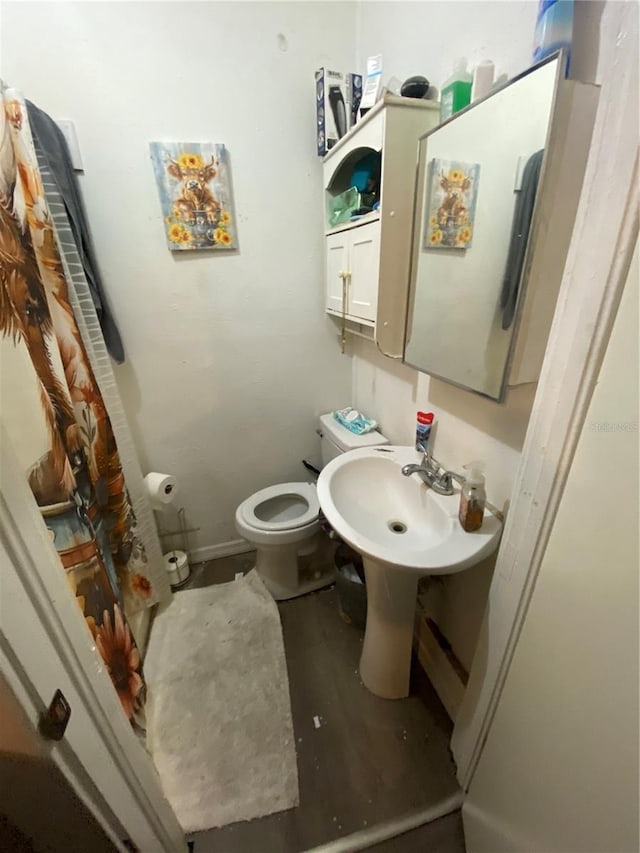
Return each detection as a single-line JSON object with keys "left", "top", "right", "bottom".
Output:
{"left": 0, "top": 88, "right": 170, "bottom": 726}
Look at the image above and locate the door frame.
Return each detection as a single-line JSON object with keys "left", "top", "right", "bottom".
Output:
{"left": 0, "top": 423, "right": 185, "bottom": 852}
{"left": 452, "top": 0, "right": 639, "bottom": 788}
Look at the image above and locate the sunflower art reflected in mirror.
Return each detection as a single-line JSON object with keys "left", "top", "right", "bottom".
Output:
{"left": 424, "top": 160, "right": 480, "bottom": 250}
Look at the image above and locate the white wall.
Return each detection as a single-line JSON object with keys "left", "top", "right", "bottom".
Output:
{"left": 355, "top": 1, "right": 539, "bottom": 97}
{"left": 1, "top": 1, "right": 355, "bottom": 556}
{"left": 463, "top": 240, "right": 639, "bottom": 853}
{"left": 352, "top": 0, "right": 541, "bottom": 668}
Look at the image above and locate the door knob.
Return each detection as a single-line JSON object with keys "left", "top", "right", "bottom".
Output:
{"left": 39, "top": 689, "right": 71, "bottom": 741}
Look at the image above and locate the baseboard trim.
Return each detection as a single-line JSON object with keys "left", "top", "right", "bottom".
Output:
{"left": 304, "top": 791, "right": 464, "bottom": 853}
{"left": 188, "top": 539, "right": 255, "bottom": 565}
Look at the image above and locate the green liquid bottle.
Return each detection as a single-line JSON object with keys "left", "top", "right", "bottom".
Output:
{"left": 440, "top": 58, "right": 473, "bottom": 123}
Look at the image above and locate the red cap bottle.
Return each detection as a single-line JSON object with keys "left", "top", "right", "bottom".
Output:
{"left": 416, "top": 411, "right": 434, "bottom": 451}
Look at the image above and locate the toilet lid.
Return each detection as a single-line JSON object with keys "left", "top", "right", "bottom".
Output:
{"left": 240, "top": 482, "right": 320, "bottom": 532}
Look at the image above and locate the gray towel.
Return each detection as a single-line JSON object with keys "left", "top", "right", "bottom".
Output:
{"left": 500, "top": 149, "right": 544, "bottom": 331}
{"left": 26, "top": 100, "right": 125, "bottom": 363}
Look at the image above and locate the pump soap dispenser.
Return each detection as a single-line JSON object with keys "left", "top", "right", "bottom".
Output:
{"left": 458, "top": 461, "right": 486, "bottom": 532}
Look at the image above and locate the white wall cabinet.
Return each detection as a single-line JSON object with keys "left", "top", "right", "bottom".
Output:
{"left": 326, "top": 222, "right": 379, "bottom": 323}
{"left": 323, "top": 95, "right": 439, "bottom": 356}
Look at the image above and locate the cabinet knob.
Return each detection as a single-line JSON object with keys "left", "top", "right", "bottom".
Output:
{"left": 389, "top": 211, "right": 395, "bottom": 217}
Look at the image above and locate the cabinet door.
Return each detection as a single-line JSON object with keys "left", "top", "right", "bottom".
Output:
{"left": 348, "top": 222, "right": 379, "bottom": 322}
{"left": 326, "top": 232, "right": 348, "bottom": 314}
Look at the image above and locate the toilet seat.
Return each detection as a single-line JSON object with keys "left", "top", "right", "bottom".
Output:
{"left": 238, "top": 482, "right": 319, "bottom": 532}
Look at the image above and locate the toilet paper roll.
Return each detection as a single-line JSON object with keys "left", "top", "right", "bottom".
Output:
{"left": 144, "top": 472, "right": 178, "bottom": 510}
{"left": 164, "top": 550, "right": 190, "bottom": 586}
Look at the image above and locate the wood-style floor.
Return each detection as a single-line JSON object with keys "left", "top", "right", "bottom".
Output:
{"left": 181, "top": 555, "right": 465, "bottom": 853}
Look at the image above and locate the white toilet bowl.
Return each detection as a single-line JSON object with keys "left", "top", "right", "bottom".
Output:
{"left": 235, "top": 482, "right": 328, "bottom": 600}
{"left": 235, "top": 412, "right": 389, "bottom": 600}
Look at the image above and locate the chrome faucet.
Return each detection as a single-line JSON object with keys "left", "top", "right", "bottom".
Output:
{"left": 401, "top": 449, "right": 464, "bottom": 496}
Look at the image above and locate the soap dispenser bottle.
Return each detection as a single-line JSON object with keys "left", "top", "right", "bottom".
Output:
{"left": 440, "top": 58, "right": 473, "bottom": 122}
{"left": 458, "top": 461, "right": 486, "bottom": 532}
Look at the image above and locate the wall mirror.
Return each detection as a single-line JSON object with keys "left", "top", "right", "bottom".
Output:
{"left": 404, "top": 55, "right": 562, "bottom": 401}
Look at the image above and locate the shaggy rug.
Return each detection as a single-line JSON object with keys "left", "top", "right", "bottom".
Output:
{"left": 144, "top": 570, "right": 299, "bottom": 833}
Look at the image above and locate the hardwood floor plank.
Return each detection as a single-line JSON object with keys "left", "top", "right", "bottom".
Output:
{"left": 186, "top": 570, "right": 459, "bottom": 853}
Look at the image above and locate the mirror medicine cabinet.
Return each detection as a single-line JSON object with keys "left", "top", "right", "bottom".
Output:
{"left": 404, "top": 54, "right": 600, "bottom": 401}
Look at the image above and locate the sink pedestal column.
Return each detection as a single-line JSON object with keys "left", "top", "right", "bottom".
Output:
{"left": 359, "top": 557, "right": 418, "bottom": 699}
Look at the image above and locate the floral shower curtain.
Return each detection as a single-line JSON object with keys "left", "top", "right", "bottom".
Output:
{"left": 0, "top": 89, "right": 164, "bottom": 725}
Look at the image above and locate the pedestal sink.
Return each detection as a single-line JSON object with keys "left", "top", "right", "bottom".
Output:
{"left": 317, "top": 446, "right": 502, "bottom": 699}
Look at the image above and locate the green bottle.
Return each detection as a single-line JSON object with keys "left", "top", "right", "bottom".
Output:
{"left": 440, "top": 58, "right": 473, "bottom": 123}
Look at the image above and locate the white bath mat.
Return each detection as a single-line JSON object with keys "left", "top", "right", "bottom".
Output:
{"left": 144, "top": 570, "right": 299, "bottom": 833}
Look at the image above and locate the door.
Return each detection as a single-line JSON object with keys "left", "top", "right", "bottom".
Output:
{"left": 0, "top": 669, "right": 118, "bottom": 852}
{"left": 325, "top": 231, "right": 348, "bottom": 315}
{"left": 0, "top": 425, "right": 186, "bottom": 852}
{"left": 348, "top": 221, "right": 379, "bottom": 322}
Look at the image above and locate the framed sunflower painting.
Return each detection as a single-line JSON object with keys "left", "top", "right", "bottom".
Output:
{"left": 150, "top": 141, "right": 237, "bottom": 251}
{"left": 424, "top": 159, "right": 480, "bottom": 250}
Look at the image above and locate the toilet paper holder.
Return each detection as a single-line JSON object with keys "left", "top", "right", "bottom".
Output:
{"left": 159, "top": 507, "right": 197, "bottom": 588}
{"left": 158, "top": 507, "right": 198, "bottom": 559}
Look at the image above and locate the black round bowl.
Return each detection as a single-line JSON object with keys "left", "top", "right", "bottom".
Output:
{"left": 400, "top": 75, "right": 430, "bottom": 99}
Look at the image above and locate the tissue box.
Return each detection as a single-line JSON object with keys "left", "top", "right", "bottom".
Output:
{"left": 315, "top": 70, "right": 363, "bottom": 157}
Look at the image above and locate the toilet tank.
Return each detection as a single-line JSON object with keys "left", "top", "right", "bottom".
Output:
{"left": 318, "top": 413, "right": 389, "bottom": 467}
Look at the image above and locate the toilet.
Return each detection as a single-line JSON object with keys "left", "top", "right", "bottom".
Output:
{"left": 235, "top": 412, "right": 389, "bottom": 600}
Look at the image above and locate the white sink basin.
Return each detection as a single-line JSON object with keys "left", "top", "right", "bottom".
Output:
{"left": 317, "top": 446, "right": 502, "bottom": 699}
{"left": 319, "top": 446, "right": 501, "bottom": 573}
